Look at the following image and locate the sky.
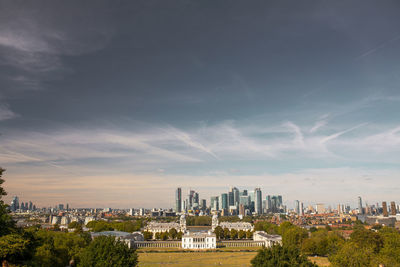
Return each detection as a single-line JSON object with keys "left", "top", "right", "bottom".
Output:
{"left": 1, "top": 1, "right": 400, "bottom": 209}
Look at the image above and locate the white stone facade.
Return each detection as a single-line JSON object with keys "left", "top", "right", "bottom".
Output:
{"left": 182, "top": 231, "right": 216, "bottom": 249}
{"left": 253, "top": 231, "right": 282, "bottom": 247}
{"left": 219, "top": 222, "right": 254, "bottom": 231}
{"left": 145, "top": 214, "right": 186, "bottom": 238}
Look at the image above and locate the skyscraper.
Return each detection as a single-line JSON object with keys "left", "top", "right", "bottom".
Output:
{"left": 221, "top": 193, "right": 228, "bottom": 210}
{"left": 390, "top": 201, "right": 396, "bottom": 215}
{"left": 382, "top": 201, "right": 388, "bottom": 217}
{"left": 200, "top": 199, "right": 206, "bottom": 209}
{"left": 254, "top": 188, "right": 262, "bottom": 215}
{"left": 175, "top": 187, "right": 182, "bottom": 212}
{"left": 232, "top": 187, "right": 239, "bottom": 207}
{"left": 10, "top": 196, "right": 19, "bottom": 211}
{"left": 228, "top": 191, "right": 234, "bottom": 206}
{"left": 211, "top": 196, "right": 219, "bottom": 211}
{"left": 295, "top": 200, "right": 300, "bottom": 214}
{"left": 358, "top": 196, "right": 363, "bottom": 214}
{"left": 266, "top": 195, "right": 271, "bottom": 212}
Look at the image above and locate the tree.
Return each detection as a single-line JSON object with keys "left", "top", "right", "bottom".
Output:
{"left": 214, "top": 226, "right": 224, "bottom": 239}
{"left": 79, "top": 236, "right": 138, "bottom": 267}
{"left": 251, "top": 244, "right": 317, "bottom": 267}
{"left": 161, "top": 231, "right": 169, "bottom": 241}
{"left": 155, "top": 232, "right": 161, "bottom": 240}
{"left": 142, "top": 231, "right": 152, "bottom": 240}
{"left": 329, "top": 242, "right": 375, "bottom": 267}
{"left": 246, "top": 230, "right": 254, "bottom": 239}
{"left": 282, "top": 226, "right": 308, "bottom": 249}
{"left": 0, "top": 234, "right": 31, "bottom": 264}
{"left": 0, "top": 168, "right": 15, "bottom": 237}
{"left": 169, "top": 228, "right": 177, "bottom": 239}
{"left": 68, "top": 221, "right": 81, "bottom": 229}
{"left": 238, "top": 230, "right": 246, "bottom": 239}
{"left": 176, "top": 231, "right": 183, "bottom": 240}
{"left": 223, "top": 228, "right": 230, "bottom": 240}
{"left": 230, "top": 229, "right": 238, "bottom": 240}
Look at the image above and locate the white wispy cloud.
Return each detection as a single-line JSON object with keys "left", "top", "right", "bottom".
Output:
{"left": 0, "top": 104, "right": 18, "bottom": 121}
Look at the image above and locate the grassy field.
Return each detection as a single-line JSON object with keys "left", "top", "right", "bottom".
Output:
{"left": 138, "top": 251, "right": 257, "bottom": 267}
{"left": 138, "top": 251, "right": 331, "bottom": 267}
{"left": 308, "top": 256, "right": 331, "bottom": 266}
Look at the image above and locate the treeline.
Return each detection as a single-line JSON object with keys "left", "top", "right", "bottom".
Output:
{"left": 0, "top": 168, "right": 138, "bottom": 267}
{"left": 142, "top": 228, "right": 184, "bottom": 241}
{"left": 84, "top": 220, "right": 144, "bottom": 233}
{"left": 213, "top": 226, "right": 253, "bottom": 239}
{"left": 185, "top": 216, "right": 211, "bottom": 226}
{"left": 252, "top": 220, "right": 400, "bottom": 267}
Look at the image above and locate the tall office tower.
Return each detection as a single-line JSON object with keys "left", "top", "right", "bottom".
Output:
{"left": 254, "top": 188, "right": 262, "bottom": 215}
{"left": 200, "top": 199, "right": 206, "bottom": 209}
{"left": 175, "top": 187, "right": 182, "bottom": 212}
{"left": 390, "top": 201, "right": 396, "bottom": 215}
{"left": 28, "top": 201, "right": 33, "bottom": 211}
{"left": 265, "top": 195, "right": 271, "bottom": 212}
{"left": 221, "top": 193, "right": 228, "bottom": 210}
{"left": 316, "top": 203, "right": 325, "bottom": 214}
{"left": 193, "top": 192, "right": 199, "bottom": 207}
{"left": 295, "top": 200, "right": 300, "bottom": 214}
{"left": 382, "top": 202, "right": 388, "bottom": 217}
{"left": 211, "top": 196, "right": 219, "bottom": 211}
{"left": 20, "top": 202, "right": 25, "bottom": 210}
{"left": 240, "top": 195, "right": 250, "bottom": 207}
{"left": 242, "top": 189, "right": 248, "bottom": 196}
{"left": 10, "top": 196, "right": 19, "bottom": 211}
{"left": 228, "top": 191, "right": 234, "bottom": 206}
{"left": 358, "top": 196, "right": 363, "bottom": 214}
{"left": 188, "top": 190, "right": 195, "bottom": 210}
{"left": 128, "top": 208, "right": 134, "bottom": 216}
{"left": 239, "top": 204, "right": 245, "bottom": 216}
{"left": 277, "top": 196, "right": 283, "bottom": 207}
{"left": 58, "top": 204, "right": 64, "bottom": 210}
{"left": 300, "top": 202, "right": 304, "bottom": 216}
{"left": 232, "top": 187, "right": 239, "bottom": 207}
{"left": 66, "top": 203, "right": 69, "bottom": 211}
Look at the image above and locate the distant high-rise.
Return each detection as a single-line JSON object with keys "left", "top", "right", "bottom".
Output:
{"left": 240, "top": 195, "right": 250, "bottom": 207}
{"left": 358, "top": 196, "right": 363, "bottom": 214}
{"left": 193, "top": 192, "right": 199, "bottom": 208}
{"left": 316, "top": 203, "right": 325, "bottom": 214}
{"left": 175, "top": 187, "right": 182, "bottom": 212}
{"left": 254, "top": 188, "right": 262, "bottom": 215}
{"left": 295, "top": 200, "right": 300, "bottom": 214}
{"left": 10, "top": 196, "right": 19, "bottom": 211}
{"left": 232, "top": 187, "right": 239, "bottom": 207}
{"left": 221, "top": 193, "right": 228, "bottom": 210}
{"left": 211, "top": 196, "right": 219, "bottom": 211}
{"left": 266, "top": 195, "right": 271, "bottom": 212}
{"left": 382, "top": 202, "right": 388, "bottom": 217}
{"left": 228, "top": 191, "right": 234, "bottom": 206}
{"left": 300, "top": 202, "right": 304, "bottom": 216}
{"left": 390, "top": 201, "right": 396, "bottom": 215}
{"left": 200, "top": 199, "right": 206, "bottom": 209}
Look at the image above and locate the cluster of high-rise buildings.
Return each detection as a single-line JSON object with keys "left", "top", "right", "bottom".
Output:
{"left": 9, "top": 195, "right": 71, "bottom": 213}
{"left": 356, "top": 196, "right": 398, "bottom": 217}
{"left": 175, "top": 187, "right": 284, "bottom": 216}
{"left": 10, "top": 196, "right": 37, "bottom": 212}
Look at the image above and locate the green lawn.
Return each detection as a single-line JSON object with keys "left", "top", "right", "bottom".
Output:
{"left": 138, "top": 251, "right": 331, "bottom": 267}
{"left": 138, "top": 251, "right": 257, "bottom": 267}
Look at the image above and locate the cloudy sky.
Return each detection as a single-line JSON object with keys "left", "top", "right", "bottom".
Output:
{"left": 1, "top": 1, "right": 400, "bottom": 209}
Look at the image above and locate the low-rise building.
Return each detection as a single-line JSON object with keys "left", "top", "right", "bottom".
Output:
{"left": 253, "top": 231, "right": 282, "bottom": 247}
{"left": 182, "top": 231, "right": 216, "bottom": 249}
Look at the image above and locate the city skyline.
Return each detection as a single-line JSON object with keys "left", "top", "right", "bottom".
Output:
{"left": 1, "top": 1, "right": 400, "bottom": 208}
